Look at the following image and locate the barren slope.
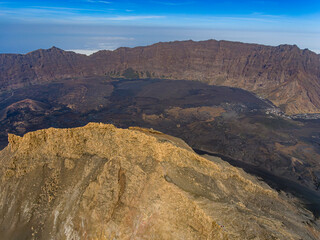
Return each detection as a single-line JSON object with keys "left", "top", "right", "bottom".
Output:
{"left": 1, "top": 40, "right": 320, "bottom": 114}
{"left": 0, "top": 123, "right": 319, "bottom": 239}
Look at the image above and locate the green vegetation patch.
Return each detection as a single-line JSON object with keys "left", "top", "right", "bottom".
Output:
{"left": 122, "top": 68, "right": 139, "bottom": 79}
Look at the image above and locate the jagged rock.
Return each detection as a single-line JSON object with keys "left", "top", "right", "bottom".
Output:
{"left": 1, "top": 40, "right": 320, "bottom": 114}
{"left": 0, "top": 123, "right": 319, "bottom": 239}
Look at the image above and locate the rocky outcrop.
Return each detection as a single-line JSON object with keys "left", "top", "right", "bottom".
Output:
{"left": 1, "top": 40, "right": 320, "bottom": 114}
{"left": 0, "top": 99, "right": 49, "bottom": 121}
{"left": 0, "top": 123, "right": 319, "bottom": 239}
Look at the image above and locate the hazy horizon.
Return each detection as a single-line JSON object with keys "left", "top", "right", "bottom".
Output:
{"left": 8, "top": 38, "right": 320, "bottom": 56}
{"left": 0, "top": 0, "right": 319, "bottom": 54}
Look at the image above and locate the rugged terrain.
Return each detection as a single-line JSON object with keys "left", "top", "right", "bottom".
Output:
{"left": 0, "top": 123, "right": 319, "bottom": 239}
{"left": 1, "top": 40, "right": 320, "bottom": 234}
{"left": 1, "top": 77, "right": 320, "bottom": 195}
{"left": 1, "top": 40, "right": 320, "bottom": 114}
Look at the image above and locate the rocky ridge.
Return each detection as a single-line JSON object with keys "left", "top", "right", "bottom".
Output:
{"left": 1, "top": 78, "right": 320, "bottom": 202}
{"left": 0, "top": 123, "right": 319, "bottom": 239}
{"left": 1, "top": 40, "right": 320, "bottom": 114}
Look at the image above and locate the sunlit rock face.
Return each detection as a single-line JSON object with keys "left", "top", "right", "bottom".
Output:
{"left": 0, "top": 123, "right": 319, "bottom": 239}
{"left": 1, "top": 40, "right": 320, "bottom": 114}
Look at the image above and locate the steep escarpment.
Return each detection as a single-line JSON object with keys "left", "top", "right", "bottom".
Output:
{"left": 1, "top": 40, "right": 320, "bottom": 114}
{"left": 0, "top": 47, "right": 88, "bottom": 89}
{"left": 0, "top": 123, "right": 319, "bottom": 239}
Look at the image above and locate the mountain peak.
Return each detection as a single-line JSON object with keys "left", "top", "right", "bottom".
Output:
{"left": 49, "top": 46, "right": 60, "bottom": 50}
{"left": 1, "top": 39, "right": 320, "bottom": 114}
{"left": 24, "top": 46, "right": 64, "bottom": 56}
{"left": 1, "top": 123, "right": 319, "bottom": 239}
{"left": 47, "top": 46, "right": 63, "bottom": 52}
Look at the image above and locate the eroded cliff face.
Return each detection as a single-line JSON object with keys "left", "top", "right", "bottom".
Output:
{"left": 0, "top": 123, "right": 319, "bottom": 239}
{"left": 1, "top": 40, "right": 320, "bottom": 114}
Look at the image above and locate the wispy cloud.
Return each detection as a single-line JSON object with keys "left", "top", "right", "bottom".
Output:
{"left": 151, "top": 1, "right": 195, "bottom": 6}
{"left": 32, "top": 6, "right": 108, "bottom": 12}
{"left": 205, "top": 15, "right": 279, "bottom": 23}
{"left": 2, "top": 21, "right": 320, "bottom": 54}
{"left": 69, "top": 15, "right": 165, "bottom": 23}
{"left": 91, "top": 36, "right": 135, "bottom": 41}
{"left": 67, "top": 36, "right": 136, "bottom": 53}
{"left": 67, "top": 49, "right": 100, "bottom": 55}
{"left": 0, "top": 6, "right": 164, "bottom": 23}
{"left": 101, "top": 15, "right": 164, "bottom": 21}
{"left": 86, "top": 0, "right": 112, "bottom": 4}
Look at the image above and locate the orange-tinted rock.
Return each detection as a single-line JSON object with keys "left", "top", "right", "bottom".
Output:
{"left": 0, "top": 123, "right": 319, "bottom": 239}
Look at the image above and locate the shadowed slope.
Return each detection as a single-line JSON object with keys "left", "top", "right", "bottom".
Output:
{"left": 1, "top": 40, "right": 320, "bottom": 114}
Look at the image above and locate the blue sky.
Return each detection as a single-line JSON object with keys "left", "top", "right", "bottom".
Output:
{"left": 0, "top": 0, "right": 320, "bottom": 54}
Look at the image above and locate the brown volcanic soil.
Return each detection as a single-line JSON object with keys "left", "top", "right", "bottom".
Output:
{"left": 1, "top": 40, "right": 320, "bottom": 114}
{"left": 0, "top": 123, "right": 319, "bottom": 239}
{"left": 1, "top": 77, "right": 320, "bottom": 216}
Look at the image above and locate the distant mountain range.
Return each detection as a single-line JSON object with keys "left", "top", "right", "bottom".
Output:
{"left": 1, "top": 40, "right": 320, "bottom": 224}
{"left": 1, "top": 39, "right": 320, "bottom": 114}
